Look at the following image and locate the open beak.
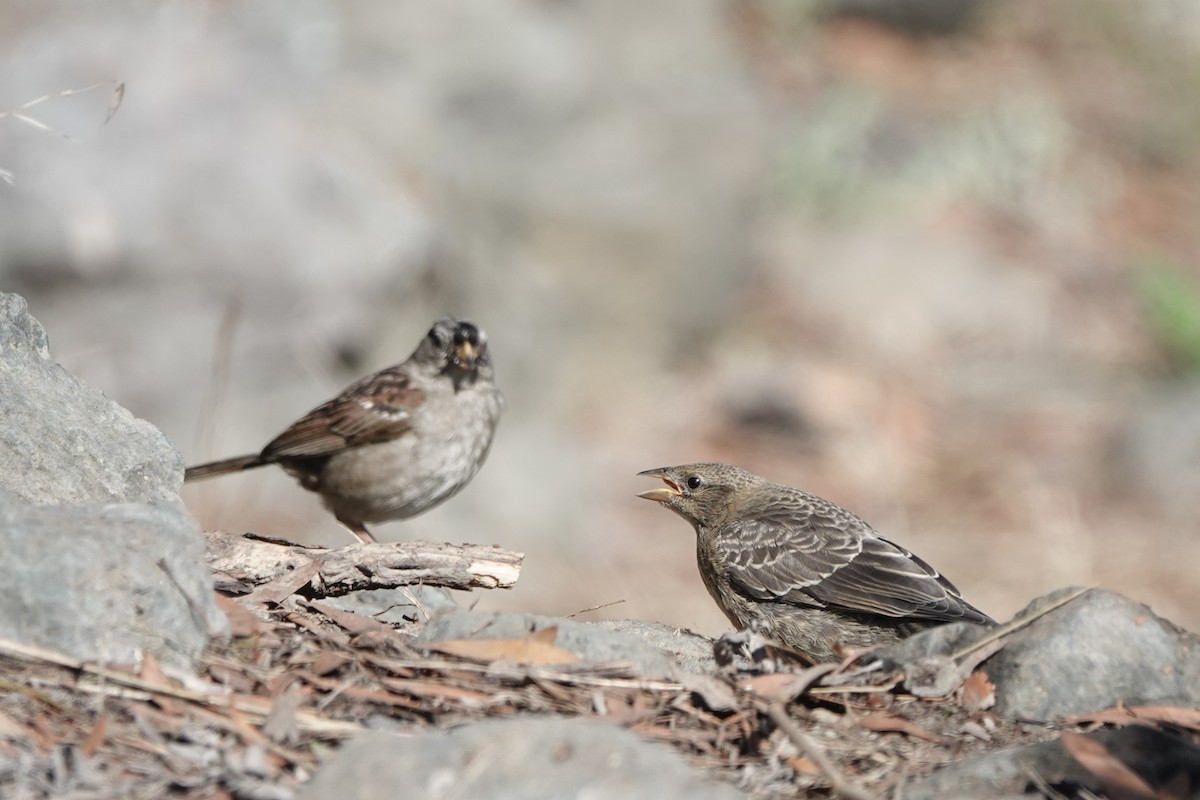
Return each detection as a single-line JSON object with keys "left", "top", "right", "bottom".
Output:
{"left": 637, "top": 468, "right": 682, "bottom": 504}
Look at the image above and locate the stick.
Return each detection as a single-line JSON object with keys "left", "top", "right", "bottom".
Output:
{"left": 205, "top": 531, "right": 523, "bottom": 599}
{"left": 765, "top": 701, "right": 876, "bottom": 800}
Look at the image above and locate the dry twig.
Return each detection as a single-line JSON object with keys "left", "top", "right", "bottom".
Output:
{"left": 205, "top": 530, "right": 524, "bottom": 600}
{"left": 764, "top": 701, "right": 876, "bottom": 800}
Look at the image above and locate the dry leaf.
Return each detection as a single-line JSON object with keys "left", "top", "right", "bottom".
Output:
{"left": 30, "top": 714, "right": 58, "bottom": 750}
{"left": 960, "top": 719, "right": 992, "bottom": 742}
{"left": 424, "top": 630, "right": 580, "bottom": 666}
{"left": 857, "top": 712, "right": 950, "bottom": 744}
{"left": 262, "top": 686, "right": 304, "bottom": 745}
{"left": 307, "top": 601, "right": 391, "bottom": 635}
{"left": 740, "top": 662, "right": 839, "bottom": 704}
{"left": 679, "top": 674, "right": 739, "bottom": 714}
{"left": 310, "top": 651, "right": 351, "bottom": 677}
{"left": 139, "top": 653, "right": 179, "bottom": 715}
{"left": 247, "top": 559, "right": 319, "bottom": 604}
{"left": 139, "top": 652, "right": 171, "bottom": 688}
{"left": 0, "top": 710, "right": 27, "bottom": 739}
{"left": 1060, "top": 731, "right": 1159, "bottom": 800}
{"left": 786, "top": 755, "right": 821, "bottom": 776}
{"left": 80, "top": 716, "right": 108, "bottom": 758}
{"left": 956, "top": 670, "right": 995, "bottom": 712}
{"left": 740, "top": 673, "right": 800, "bottom": 700}
{"left": 1128, "top": 705, "right": 1200, "bottom": 731}
{"left": 337, "top": 684, "right": 426, "bottom": 711}
{"left": 1063, "top": 704, "right": 1200, "bottom": 733}
{"left": 214, "top": 593, "right": 270, "bottom": 638}
{"left": 207, "top": 662, "right": 258, "bottom": 693}
{"left": 379, "top": 677, "right": 491, "bottom": 707}
{"left": 1063, "top": 705, "right": 1153, "bottom": 729}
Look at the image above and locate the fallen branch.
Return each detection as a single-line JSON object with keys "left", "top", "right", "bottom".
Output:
{"left": 205, "top": 531, "right": 524, "bottom": 601}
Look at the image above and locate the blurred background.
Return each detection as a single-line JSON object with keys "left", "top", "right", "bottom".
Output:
{"left": 3, "top": 0, "right": 1199, "bottom": 635}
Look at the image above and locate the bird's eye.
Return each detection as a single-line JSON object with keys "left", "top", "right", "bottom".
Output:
{"left": 686, "top": 475, "right": 703, "bottom": 490}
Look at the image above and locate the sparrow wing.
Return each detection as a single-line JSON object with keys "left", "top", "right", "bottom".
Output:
{"left": 718, "top": 497, "right": 991, "bottom": 623}
{"left": 261, "top": 368, "right": 424, "bottom": 459}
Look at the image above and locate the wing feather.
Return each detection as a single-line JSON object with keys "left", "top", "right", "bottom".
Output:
{"left": 261, "top": 368, "right": 424, "bottom": 460}
{"left": 717, "top": 495, "right": 990, "bottom": 624}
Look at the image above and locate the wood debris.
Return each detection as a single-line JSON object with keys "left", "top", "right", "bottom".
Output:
{"left": 0, "top": 550, "right": 1191, "bottom": 798}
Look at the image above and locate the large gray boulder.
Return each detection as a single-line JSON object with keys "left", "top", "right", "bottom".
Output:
{"left": 0, "top": 293, "right": 182, "bottom": 506}
{"left": 0, "top": 293, "right": 226, "bottom": 671}
{"left": 874, "top": 587, "right": 1200, "bottom": 721}
{"left": 985, "top": 588, "right": 1200, "bottom": 720}
{"left": 299, "top": 717, "right": 742, "bottom": 800}
{"left": 0, "top": 497, "right": 226, "bottom": 669}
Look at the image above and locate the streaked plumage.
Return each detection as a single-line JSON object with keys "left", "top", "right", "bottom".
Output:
{"left": 638, "top": 463, "right": 992, "bottom": 662}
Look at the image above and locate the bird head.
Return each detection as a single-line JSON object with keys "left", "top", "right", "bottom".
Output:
{"left": 415, "top": 317, "right": 493, "bottom": 387}
{"left": 637, "top": 463, "right": 763, "bottom": 529}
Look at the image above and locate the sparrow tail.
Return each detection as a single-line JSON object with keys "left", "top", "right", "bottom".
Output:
{"left": 184, "top": 454, "right": 266, "bottom": 482}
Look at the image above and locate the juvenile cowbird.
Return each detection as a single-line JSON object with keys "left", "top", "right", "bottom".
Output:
{"left": 638, "top": 463, "right": 992, "bottom": 662}
{"left": 186, "top": 317, "right": 503, "bottom": 543}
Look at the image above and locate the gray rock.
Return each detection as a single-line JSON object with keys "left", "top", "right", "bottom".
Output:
{"left": 592, "top": 619, "right": 718, "bottom": 675}
{"left": 0, "top": 292, "right": 182, "bottom": 506}
{"left": 322, "top": 585, "right": 459, "bottom": 626}
{"left": 417, "top": 610, "right": 696, "bottom": 677}
{"left": 0, "top": 292, "right": 50, "bottom": 354}
{"left": 0, "top": 498, "right": 227, "bottom": 671}
{"left": 0, "top": 292, "right": 226, "bottom": 671}
{"left": 985, "top": 588, "right": 1200, "bottom": 720}
{"left": 873, "top": 620, "right": 994, "bottom": 665}
{"left": 904, "top": 727, "right": 1200, "bottom": 800}
{"left": 299, "top": 717, "right": 742, "bottom": 800}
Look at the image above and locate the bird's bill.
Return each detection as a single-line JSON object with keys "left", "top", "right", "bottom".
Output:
{"left": 453, "top": 341, "right": 479, "bottom": 370}
{"left": 636, "top": 469, "right": 682, "bottom": 503}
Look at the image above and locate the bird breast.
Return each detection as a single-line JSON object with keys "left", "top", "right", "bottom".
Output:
{"left": 319, "top": 381, "right": 502, "bottom": 522}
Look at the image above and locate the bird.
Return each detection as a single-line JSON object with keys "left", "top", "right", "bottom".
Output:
{"left": 637, "top": 463, "right": 992, "bottom": 662}
{"left": 185, "top": 317, "right": 504, "bottom": 544}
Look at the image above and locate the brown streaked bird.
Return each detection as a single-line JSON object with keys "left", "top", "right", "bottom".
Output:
{"left": 638, "top": 463, "right": 992, "bottom": 662}
{"left": 186, "top": 317, "right": 503, "bottom": 544}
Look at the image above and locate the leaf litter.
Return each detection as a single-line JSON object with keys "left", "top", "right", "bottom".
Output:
{"left": 0, "top": 583, "right": 1197, "bottom": 798}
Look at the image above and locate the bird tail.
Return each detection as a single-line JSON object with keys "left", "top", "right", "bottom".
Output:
{"left": 184, "top": 454, "right": 265, "bottom": 482}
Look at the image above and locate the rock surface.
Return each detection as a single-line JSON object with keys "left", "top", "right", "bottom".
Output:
{"left": 872, "top": 587, "right": 1200, "bottom": 721}
{"left": 0, "top": 293, "right": 182, "bottom": 506}
{"left": 323, "top": 584, "right": 460, "bottom": 626}
{"left": 298, "top": 717, "right": 743, "bottom": 800}
{"left": 984, "top": 588, "right": 1200, "bottom": 720}
{"left": 592, "top": 618, "right": 718, "bottom": 675}
{"left": 417, "top": 609, "right": 716, "bottom": 677}
{"left": 0, "top": 497, "right": 226, "bottom": 670}
{"left": 0, "top": 293, "right": 226, "bottom": 671}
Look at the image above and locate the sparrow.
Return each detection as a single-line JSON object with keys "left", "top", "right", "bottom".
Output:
{"left": 186, "top": 317, "right": 504, "bottom": 543}
{"left": 638, "top": 463, "right": 992, "bottom": 662}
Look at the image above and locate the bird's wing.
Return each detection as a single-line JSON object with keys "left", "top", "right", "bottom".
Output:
{"left": 801, "top": 533, "right": 991, "bottom": 622}
{"left": 261, "top": 368, "right": 424, "bottom": 459}
{"left": 719, "top": 505, "right": 991, "bottom": 623}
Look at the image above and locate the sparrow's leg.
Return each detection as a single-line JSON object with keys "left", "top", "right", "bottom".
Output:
{"left": 339, "top": 516, "right": 378, "bottom": 544}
